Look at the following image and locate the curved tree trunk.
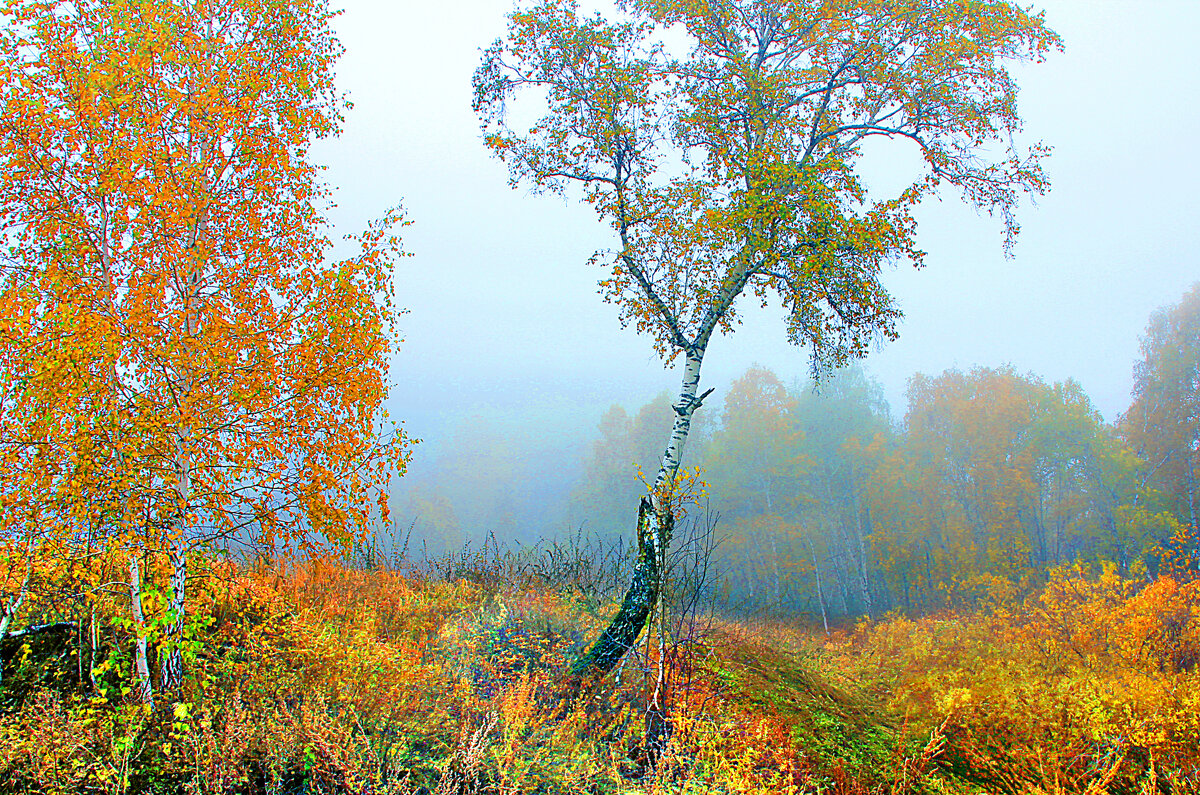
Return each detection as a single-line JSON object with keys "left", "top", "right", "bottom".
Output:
{"left": 569, "top": 352, "right": 707, "bottom": 679}
{"left": 569, "top": 497, "right": 667, "bottom": 677}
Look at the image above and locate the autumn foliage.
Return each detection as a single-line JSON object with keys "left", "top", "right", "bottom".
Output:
{"left": 0, "top": 0, "right": 408, "bottom": 700}
{"left": 835, "top": 564, "right": 1200, "bottom": 794}
{"left": 0, "top": 0, "right": 1196, "bottom": 791}
{"left": 1, "top": 545, "right": 1197, "bottom": 794}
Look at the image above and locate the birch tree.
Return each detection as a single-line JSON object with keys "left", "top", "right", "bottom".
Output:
{"left": 474, "top": 0, "right": 1059, "bottom": 677}
{"left": 0, "top": 0, "right": 409, "bottom": 703}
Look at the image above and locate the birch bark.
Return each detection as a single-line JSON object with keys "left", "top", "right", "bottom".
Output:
{"left": 161, "top": 443, "right": 189, "bottom": 692}
{"left": 129, "top": 553, "right": 154, "bottom": 709}
{"left": 569, "top": 349, "right": 711, "bottom": 677}
{"left": 807, "top": 538, "right": 829, "bottom": 635}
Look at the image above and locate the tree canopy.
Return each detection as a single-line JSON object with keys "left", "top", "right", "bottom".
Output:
{"left": 1123, "top": 283, "right": 1200, "bottom": 532}
{"left": 476, "top": 0, "right": 1060, "bottom": 371}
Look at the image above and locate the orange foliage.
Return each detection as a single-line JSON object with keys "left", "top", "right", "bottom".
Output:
{"left": 837, "top": 565, "right": 1200, "bottom": 794}
{"left": 0, "top": 0, "right": 409, "bottom": 696}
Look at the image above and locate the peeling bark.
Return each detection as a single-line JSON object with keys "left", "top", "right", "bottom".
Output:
{"left": 160, "top": 537, "right": 186, "bottom": 692}
{"left": 161, "top": 430, "right": 190, "bottom": 692}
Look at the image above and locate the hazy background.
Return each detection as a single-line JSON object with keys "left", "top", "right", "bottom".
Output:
{"left": 309, "top": 0, "right": 1200, "bottom": 548}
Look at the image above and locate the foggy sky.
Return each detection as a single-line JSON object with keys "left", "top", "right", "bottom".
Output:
{"left": 312, "top": 0, "right": 1200, "bottom": 456}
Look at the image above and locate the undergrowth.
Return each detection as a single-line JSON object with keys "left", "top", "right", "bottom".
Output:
{"left": 0, "top": 548, "right": 1196, "bottom": 794}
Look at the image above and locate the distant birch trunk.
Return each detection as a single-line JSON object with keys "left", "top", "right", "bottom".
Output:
{"left": 807, "top": 538, "right": 829, "bottom": 635}
{"left": 854, "top": 505, "right": 874, "bottom": 619}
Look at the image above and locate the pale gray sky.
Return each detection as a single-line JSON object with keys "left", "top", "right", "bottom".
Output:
{"left": 313, "top": 0, "right": 1200, "bottom": 451}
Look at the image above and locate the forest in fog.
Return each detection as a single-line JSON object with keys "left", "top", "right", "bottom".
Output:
{"left": 394, "top": 284, "right": 1199, "bottom": 624}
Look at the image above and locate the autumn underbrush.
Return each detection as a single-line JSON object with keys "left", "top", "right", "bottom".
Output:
{"left": 0, "top": 553, "right": 1197, "bottom": 795}
{"left": 827, "top": 564, "right": 1200, "bottom": 795}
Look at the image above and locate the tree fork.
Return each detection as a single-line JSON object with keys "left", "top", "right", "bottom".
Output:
{"left": 479, "top": 0, "right": 1058, "bottom": 688}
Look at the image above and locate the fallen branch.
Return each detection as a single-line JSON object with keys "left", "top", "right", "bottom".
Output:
{"left": 2, "top": 621, "right": 76, "bottom": 641}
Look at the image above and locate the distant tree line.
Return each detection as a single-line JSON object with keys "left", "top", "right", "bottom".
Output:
{"left": 388, "top": 287, "right": 1197, "bottom": 625}
{"left": 566, "top": 285, "right": 1200, "bottom": 623}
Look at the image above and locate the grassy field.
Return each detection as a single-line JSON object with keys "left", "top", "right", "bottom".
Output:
{"left": 0, "top": 551, "right": 1197, "bottom": 794}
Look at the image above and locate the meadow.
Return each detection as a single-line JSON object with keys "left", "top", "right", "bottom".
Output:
{"left": 0, "top": 541, "right": 1196, "bottom": 795}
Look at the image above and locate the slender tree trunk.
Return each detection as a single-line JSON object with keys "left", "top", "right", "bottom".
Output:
{"left": 129, "top": 553, "right": 154, "bottom": 709}
{"left": 646, "top": 549, "right": 671, "bottom": 765}
{"left": 160, "top": 535, "right": 186, "bottom": 691}
{"left": 160, "top": 436, "right": 189, "bottom": 692}
{"left": 853, "top": 501, "right": 873, "bottom": 620}
{"left": 88, "top": 604, "right": 99, "bottom": 691}
{"left": 570, "top": 351, "right": 705, "bottom": 678}
{"left": 807, "top": 538, "right": 829, "bottom": 635}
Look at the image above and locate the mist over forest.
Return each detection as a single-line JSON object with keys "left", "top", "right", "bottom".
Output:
{"left": 392, "top": 279, "right": 1199, "bottom": 625}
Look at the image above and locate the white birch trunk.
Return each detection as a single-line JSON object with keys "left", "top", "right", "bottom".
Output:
{"left": 650, "top": 352, "right": 706, "bottom": 505}
{"left": 807, "top": 538, "right": 829, "bottom": 635}
{"left": 129, "top": 553, "right": 154, "bottom": 709}
{"left": 160, "top": 435, "right": 189, "bottom": 692}
{"left": 161, "top": 535, "right": 186, "bottom": 691}
{"left": 89, "top": 604, "right": 99, "bottom": 691}
{"left": 570, "top": 351, "right": 708, "bottom": 678}
{"left": 854, "top": 506, "right": 874, "bottom": 619}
